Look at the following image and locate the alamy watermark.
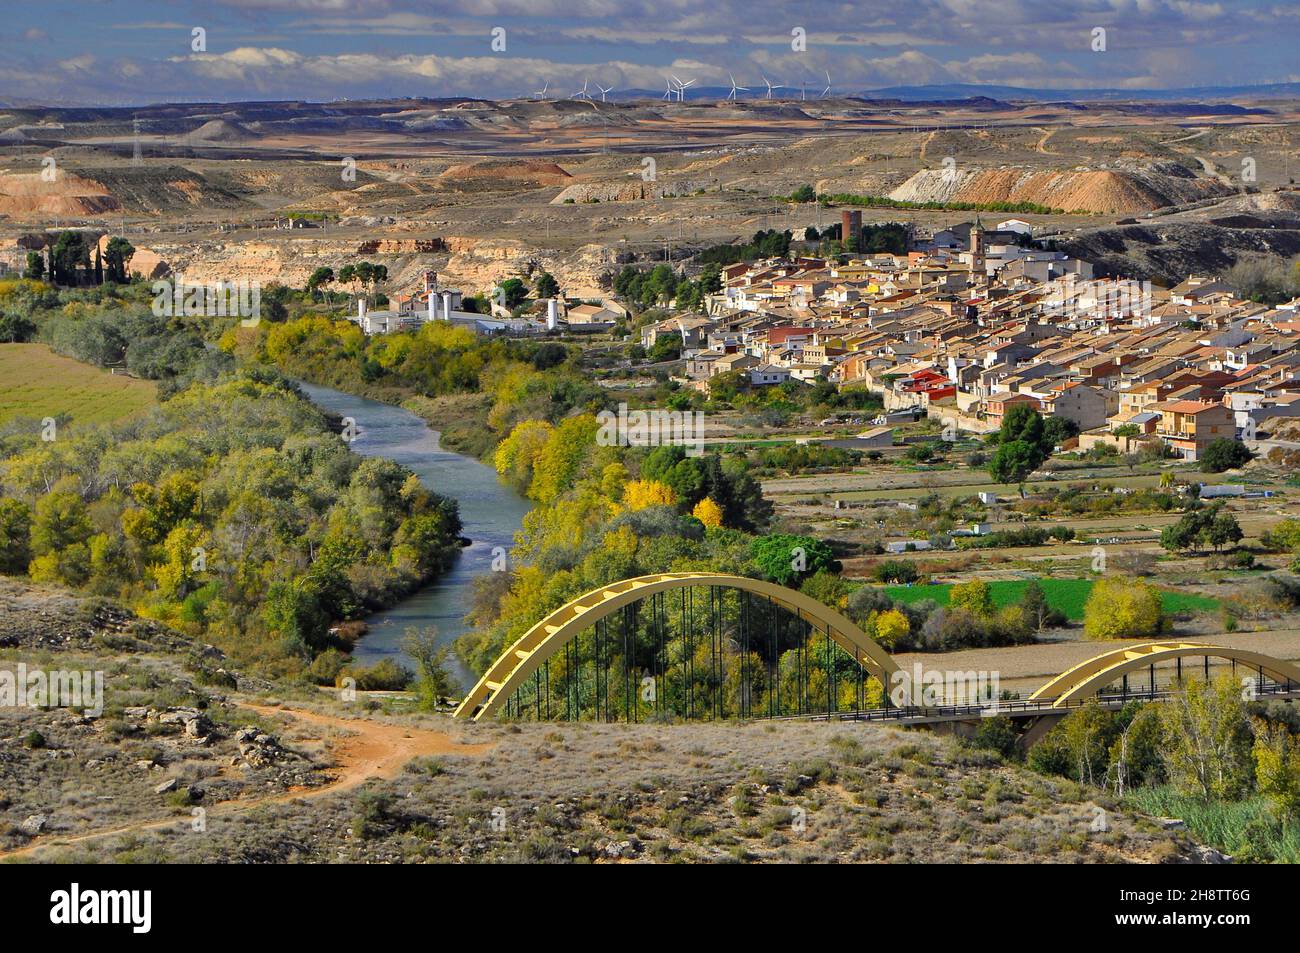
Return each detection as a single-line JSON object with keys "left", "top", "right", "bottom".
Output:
{"left": 889, "top": 663, "right": 1000, "bottom": 709}
{"left": 151, "top": 273, "right": 261, "bottom": 326}
{"left": 1, "top": 663, "right": 104, "bottom": 717}
{"left": 596, "top": 402, "right": 705, "bottom": 457}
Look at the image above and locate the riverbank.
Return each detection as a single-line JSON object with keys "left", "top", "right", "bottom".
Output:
{"left": 298, "top": 382, "right": 531, "bottom": 690}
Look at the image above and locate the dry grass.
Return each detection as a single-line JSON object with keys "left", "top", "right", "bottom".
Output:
{"left": 0, "top": 344, "right": 155, "bottom": 427}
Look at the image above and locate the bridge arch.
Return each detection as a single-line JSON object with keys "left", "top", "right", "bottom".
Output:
{"left": 1028, "top": 641, "right": 1300, "bottom": 708}
{"left": 454, "top": 571, "right": 905, "bottom": 720}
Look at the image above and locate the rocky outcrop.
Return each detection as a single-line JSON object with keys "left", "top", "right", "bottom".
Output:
{"left": 0, "top": 578, "right": 188, "bottom": 652}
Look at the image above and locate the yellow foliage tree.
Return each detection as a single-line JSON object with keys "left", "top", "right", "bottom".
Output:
{"left": 493, "top": 420, "right": 554, "bottom": 495}
{"left": 949, "top": 577, "right": 993, "bottom": 617}
{"left": 529, "top": 415, "right": 598, "bottom": 505}
{"left": 692, "top": 496, "right": 724, "bottom": 528}
{"left": 1252, "top": 717, "right": 1300, "bottom": 818}
{"left": 1083, "top": 576, "right": 1165, "bottom": 640}
{"left": 623, "top": 479, "right": 677, "bottom": 511}
{"left": 871, "top": 608, "right": 910, "bottom": 649}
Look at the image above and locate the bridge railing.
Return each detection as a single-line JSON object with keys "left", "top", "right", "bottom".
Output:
{"left": 794, "top": 678, "right": 1299, "bottom": 724}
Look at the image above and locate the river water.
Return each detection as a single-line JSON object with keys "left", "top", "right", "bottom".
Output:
{"left": 297, "top": 382, "right": 531, "bottom": 691}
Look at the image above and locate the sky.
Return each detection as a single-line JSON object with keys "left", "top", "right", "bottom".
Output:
{"left": 3, "top": 0, "right": 1299, "bottom": 105}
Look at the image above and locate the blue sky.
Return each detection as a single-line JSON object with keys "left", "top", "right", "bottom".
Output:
{"left": 3, "top": 1, "right": 1297, "bottom": 104}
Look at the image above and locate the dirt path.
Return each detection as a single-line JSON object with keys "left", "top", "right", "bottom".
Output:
{"left": 1, "top": 701, "right": 492, "bottom": 862}
{"left": 918, "top": 129, "right": 938, "bottom": 162}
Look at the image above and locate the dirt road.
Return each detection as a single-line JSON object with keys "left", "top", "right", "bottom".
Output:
{"left": 1, "top": 701, "right": 492, "bottom": 862}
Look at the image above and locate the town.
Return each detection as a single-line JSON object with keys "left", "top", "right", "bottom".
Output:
{"left": 2, "top": 0, "right": 1300, "bottom": 888}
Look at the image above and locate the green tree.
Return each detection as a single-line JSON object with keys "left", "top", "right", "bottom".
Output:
{"left": 402, "top": 627, "right": 457, "bottom": 710}
{"left": 1200, "top": 438, "right": 1252, "bottom": 473}
{"left": 0, "top": 498, "right": 32, "bottom": 574}
{"left": 872, "top": 559, "right": 918, "bottom": 584}
{"left": 988, "top": 439, "right": 1043, "bottom": 485}
{"left": 535, "top": 272, "right": 560, "bottom": 299}
{"left": 1107, "top": 702, "right": 1166, "bottom": 794}
{"left": 49, "top": 231, "right": 90, "bottom": 286}
{"left": 1207, "top": 509, "right": 1244, "bottom": 551}
{"left": 0, "top": 313, "right": 36, "bottom": 343}
{"left": 496, "top": 277, "right": 528, "bottom": 310}
{"left": 1160, "top": 503, "right": 1241, "bottom": 553}
{"left": 970, "top": 715, "right": 1020, "bottom": 760}
{"left": 30, "top": 490, "right": 93, "bottom": 556}
{"left": 1019, "top": 578, "right": 1064, "bottom": 631}
{"left": 263, "top": 577, "right": 330, "bottom": 656}
{"left": 751, "top": 534, "right": 839, "bottom": 586}
{"left": 998, "top": 403, "right": 1045, "bottom": 447}
{"left": 306, "top": 266, "right": 335, "bottom": 300}
{"left": 1061, "top": 701, "right": 1117, "bottom": 786}
{"left": 23, "top": 250, "right": 44, "bottom": 281}
{"left": 1160, "top": 675, "right": 1252, "bottom": 800}
{"left": 103, "top": 237, "right": 135, "bottom": 283}
{"left": 1252, "top": 716, "right": 1300, "bottom": 818}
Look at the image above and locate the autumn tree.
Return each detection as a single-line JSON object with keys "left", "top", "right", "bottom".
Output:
{"left": 949, "top": 578, "right": 994, "bottom": 618}
{"left": 1083, "top": 577, "right": 1165, "bottom": 640}
{"left": 623, "top": 479, "right": 677, "bottom": 510}
{"left": 691, "top": 496, "right": 723, "bottom": 528}
{"left": 870, "top": 608, "right": 910, "bottom": 649}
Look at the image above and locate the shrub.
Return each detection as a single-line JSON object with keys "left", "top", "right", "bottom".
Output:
{"left": 970, "top": 716, "right": 1020, "bottom": 760}
{"left": 872, "top": 559, "right": 918, "bottom": 584}
{"left": 307, "top": 648, "right": 349, "bottom": 686}
{"left": 1083, "top": 577, "right": 1165, "bottom": 640}
{"left": 346, "top": 659, "right": 414, "bottom": 691}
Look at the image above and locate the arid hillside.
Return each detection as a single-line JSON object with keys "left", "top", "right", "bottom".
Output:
{"left": 888, "top": 162, "right": 1231, "bottom": 214}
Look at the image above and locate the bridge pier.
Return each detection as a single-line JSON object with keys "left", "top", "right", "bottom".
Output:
{"left": 1018, "top": 713, "right": 1066, "bottom": 751}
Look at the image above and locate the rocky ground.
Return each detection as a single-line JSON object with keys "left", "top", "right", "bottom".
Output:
{"left": 0, "top": 579, "right": 1227, "bottom": 864}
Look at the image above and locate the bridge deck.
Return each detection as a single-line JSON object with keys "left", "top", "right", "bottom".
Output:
{"left": 790, "top": 682, "right": 1300, "bottom": 725}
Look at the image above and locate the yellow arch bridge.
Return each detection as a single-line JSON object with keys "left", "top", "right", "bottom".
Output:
{"left": 453, "top": 573, "right": 1300, "bottom": 724}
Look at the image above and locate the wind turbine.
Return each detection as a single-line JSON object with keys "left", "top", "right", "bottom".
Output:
{"left": 671, "top": 75, "right": 695, "bottom": 102}
{"left": 572, "top": 77, "right": 591, "bottom": 101}
{"left": 821, "top": 70, "right": 832, "bottom": 98}
{"left": 596, "top": 83, "right": 613, "bottom": 102}
{"left": 727, "top": 73, "right": 748, "bottom": 101}
{"left": 534, "top": 81, "right": 549, "bottom": 101}
{"left": 762, "top": 76, "right": 784, "bottom": 100}
{"left": 662, "top": 78, "right": 674, "bottom": 101}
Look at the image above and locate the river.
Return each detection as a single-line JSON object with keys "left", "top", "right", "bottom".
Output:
{"left": 297, "top": 382, "right": 532, "bottom": 691}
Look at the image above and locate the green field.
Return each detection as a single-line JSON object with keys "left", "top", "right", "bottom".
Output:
{"left": 0, "top": 344, "right": 156, "bottom": 427}
{"left": 883, "top": 577, "right": 1219, "bottom": 620}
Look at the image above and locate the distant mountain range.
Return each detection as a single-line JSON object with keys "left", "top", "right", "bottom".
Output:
{"left": 611, "top": 81, "right": 1300, "bottom": 104}
{"left": 2, "top": 81, "right": 1297, "bottom": 112}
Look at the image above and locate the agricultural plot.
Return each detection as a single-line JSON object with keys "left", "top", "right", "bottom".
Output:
{"left": 883, "top": 577, "right": 1219, "bottom": 621}
{"left": 0, "top": 344, "right": 155, "bottom": 427}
